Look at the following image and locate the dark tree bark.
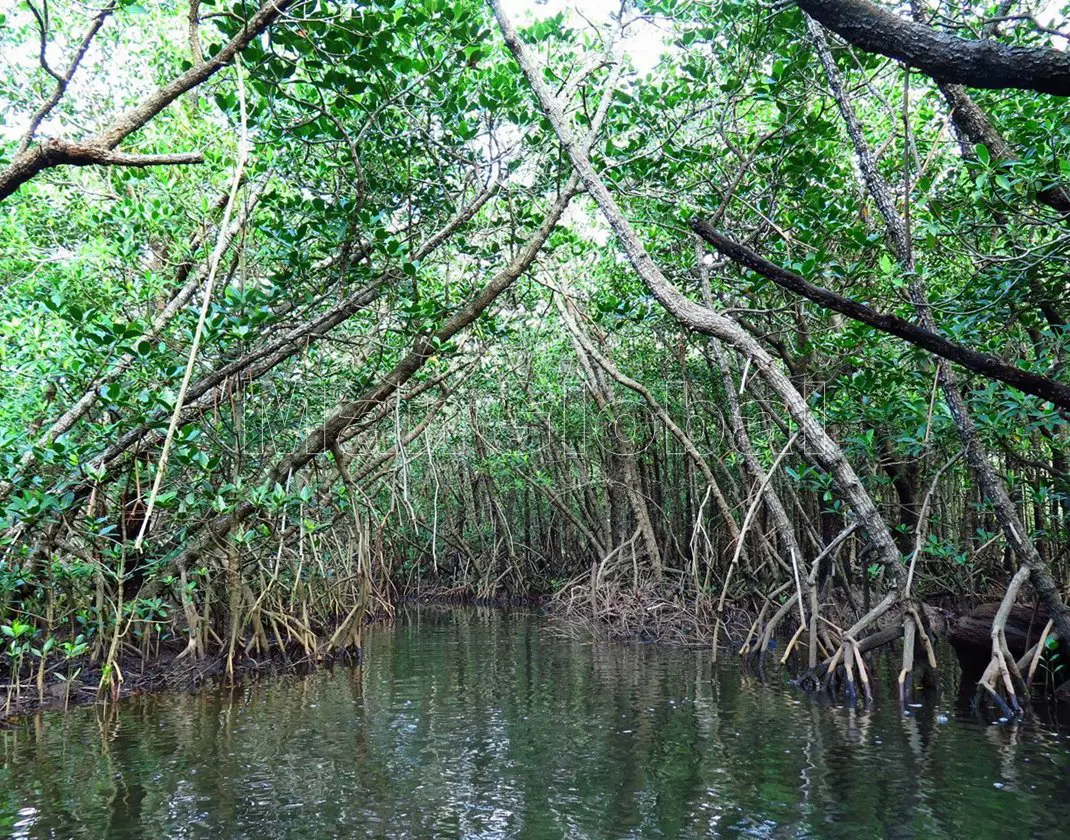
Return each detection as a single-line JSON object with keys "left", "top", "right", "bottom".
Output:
{"left": 691, "top": 222, "right": 1070, "bottom": 412}
{"left": 796, "top": 0, "right": 1070, "bottom": 95}
{"left": 940, "top": 80, "right": 1070, "bottom": 214}
{"left": 903, "top": 1, "right": 1070, "bottom": 215}
{"left": 878, "top": 434, "right": 921, "bottom": 555}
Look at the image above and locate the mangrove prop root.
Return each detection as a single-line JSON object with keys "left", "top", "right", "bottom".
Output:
{"left": 975, "top": 566, "right": 1031, "bottom": 717}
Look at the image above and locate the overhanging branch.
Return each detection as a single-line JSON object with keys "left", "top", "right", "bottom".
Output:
{"left": 0, "top": 0, "right": 291, "bottom": 202}
{"left": 797, "top": 0, "right": 1070, "bottom": 95}
{"left": 692, "top": 220, "right": 1070, "bottom": 411}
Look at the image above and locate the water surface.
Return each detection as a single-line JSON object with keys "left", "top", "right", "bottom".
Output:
{"left": 1, "top": 608, "right": 1068, "bottom": 838}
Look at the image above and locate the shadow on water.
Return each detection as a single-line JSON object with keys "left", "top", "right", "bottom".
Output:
{"left": 1, "top": 607, "right": 1069, "bottom": 839}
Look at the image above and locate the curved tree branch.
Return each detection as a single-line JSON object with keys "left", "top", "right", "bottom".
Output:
{"left": 491, "top": 0, "right": 905, "bottom": 586}
{"left": 0, "top": 0, "right": 292, "bottom": 202}
{"left": 692, "top": 221, "right": 1070, "bottom": 411}
{"left": 169, "top": 176, "right": 579, "bottom": 574}
{"left": 20, "top": 1, "right": 117, "bottom": 153}
{"left": 796, "top": 0, "right": 1070, "bottom": 95}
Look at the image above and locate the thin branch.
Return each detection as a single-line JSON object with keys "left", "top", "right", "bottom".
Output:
{"left": 20, "top": 1, "right": 118, "bottom": 153}
{"left": 134, "top": 59, "right": 250, "bottom": 550}
{"left": 0, "top": 0, "right": 291, "bottom": 201}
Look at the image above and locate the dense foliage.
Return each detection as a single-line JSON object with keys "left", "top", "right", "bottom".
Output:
{"left": 0, "top": 0, "right": 1067, "bottom": 711}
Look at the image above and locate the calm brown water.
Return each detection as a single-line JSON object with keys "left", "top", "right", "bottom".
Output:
{"left": 0, "top": 608, "right": 1068, "bottom": 838}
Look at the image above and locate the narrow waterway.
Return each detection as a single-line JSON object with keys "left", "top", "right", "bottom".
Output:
{"left": 1, "top": 608, "right": 1068, "bottom": 838}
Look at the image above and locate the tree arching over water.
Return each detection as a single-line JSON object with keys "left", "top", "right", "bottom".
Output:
{"left": 0, "top": 0, "right": 1067, "bottom": 715}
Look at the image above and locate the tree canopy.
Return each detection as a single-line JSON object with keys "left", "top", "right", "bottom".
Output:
{"left": 0, "top": 0, "right": 1067, "bottom": 712}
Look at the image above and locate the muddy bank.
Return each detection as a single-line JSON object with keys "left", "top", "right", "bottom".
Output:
{"left": 0, "top": 594, "right": 541, "bottom": 724}
{"left": 0, "top": 638, "right": 366, "bottom": 725}
{"left": 5, "top": 594, "right": 1067, "bottom": 725}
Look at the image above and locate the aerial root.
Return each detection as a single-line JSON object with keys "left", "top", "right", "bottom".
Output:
{"left": 1017, "top": 620, "right": 1056, "bottom": 689}
{"left": 737, "top": 583, "right": 784, "bottom": 669}
{"left": 897, "top": 605, "right": 938, "bottom": 710}
{"left": 898, "top": 615, "right": 916, "bottom": 708}
{"left": 738, "top": 580, "right": 948, "bottom": 710}
{"left": 974, "top": 565, "right": 1031, "bottom": 720}
{"left": 792, "top": 598, "right": 940, "bottom": 708}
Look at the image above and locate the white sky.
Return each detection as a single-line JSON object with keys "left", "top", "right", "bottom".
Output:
{"left": 501, "top": 0, "right": 670, "bottom": 76}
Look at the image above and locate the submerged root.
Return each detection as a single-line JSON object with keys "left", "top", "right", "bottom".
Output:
{"left": 775, "top": 594, "right": 943, "bottom": 709}
{"left": 1016, "top": 620, "right": 1057, "bottom": 691}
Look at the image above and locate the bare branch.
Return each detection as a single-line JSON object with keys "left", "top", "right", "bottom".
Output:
{"left": 692, "top": 222, "right": 1070, "bottom": 411}
{"left": 0, "top": 0, "right": 291, "bottom": 202}
{"left": 20, "top": 1, "right": 117, "bottom": 153}
{"left": 26, "top": 0, "right": 63, "bottom": 83}
{"left": 41, "top": 139, "right": 204, "bottom": 167}
{"left": 189, "top": 0, "right": 204, "bottom": 63}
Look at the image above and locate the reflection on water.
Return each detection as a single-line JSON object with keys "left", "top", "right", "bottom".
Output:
{"left": 1, "top": 608, "right": 1069, "bottom": 838}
